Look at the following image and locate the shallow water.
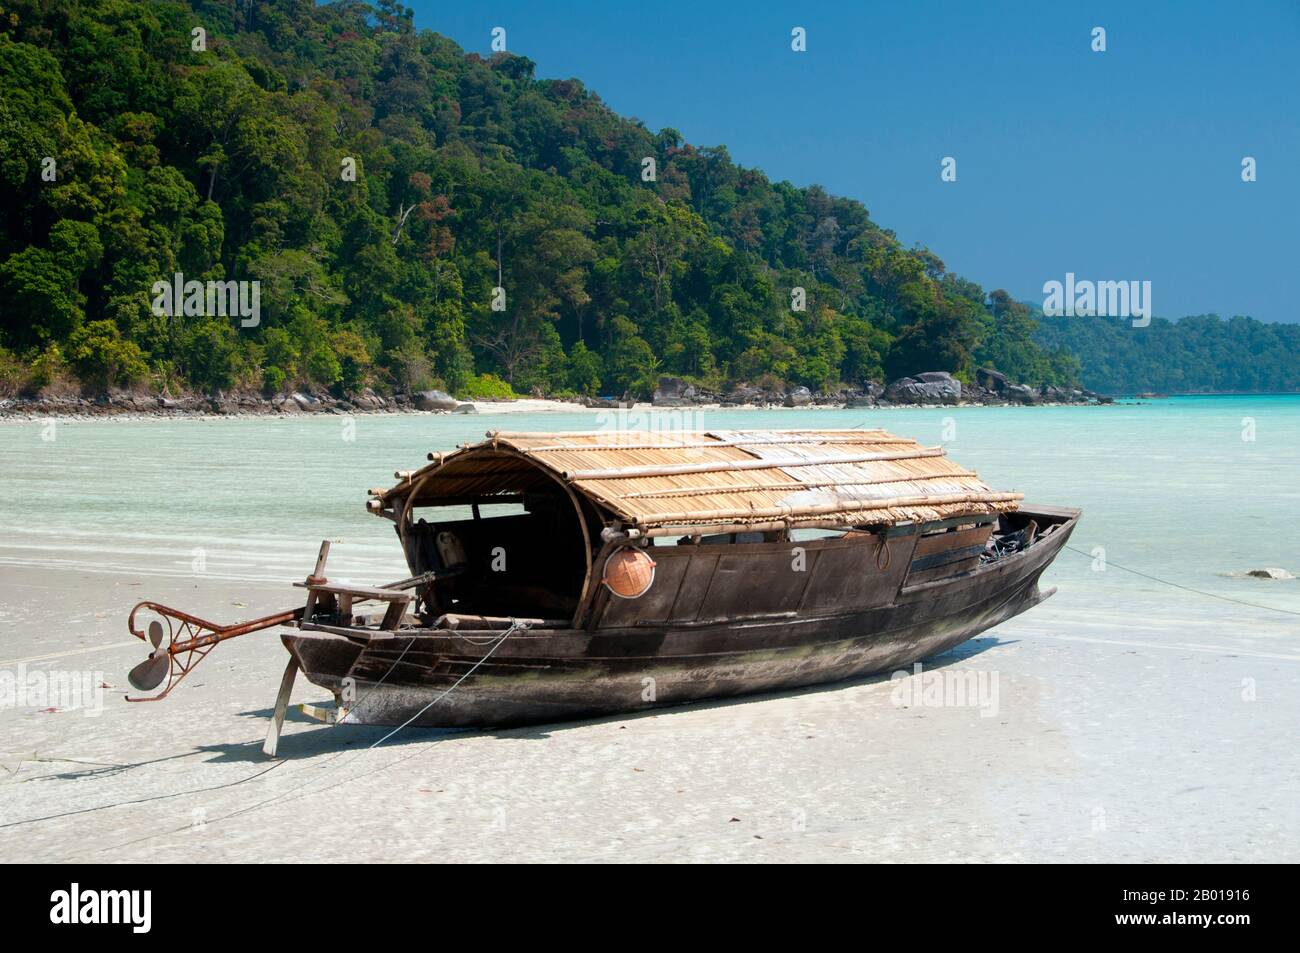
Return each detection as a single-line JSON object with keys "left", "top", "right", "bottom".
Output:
{"left": 2, "top": 397, "right": 1296, "bottom": 607}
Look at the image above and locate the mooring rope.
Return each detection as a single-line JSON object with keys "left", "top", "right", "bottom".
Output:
{"left": 368, "top": 619, "right": 528, "bottom": 748}
{"left": 1063, "top": 544, "right": 1300, "bottom": 618}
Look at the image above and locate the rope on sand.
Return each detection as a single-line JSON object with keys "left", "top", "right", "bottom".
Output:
{"left": 81, "top": 619, "right": 530, "bottom": 856}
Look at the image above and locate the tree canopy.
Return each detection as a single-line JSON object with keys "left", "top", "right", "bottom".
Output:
{"left": 1035, "top": 311, "right": 1300, "bottom": 395}
{"left": 2, "top": 1, "right": 1277, "bottom": 401}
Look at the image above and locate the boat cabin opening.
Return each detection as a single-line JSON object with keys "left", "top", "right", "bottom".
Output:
{"left": 401, "top": 488, "right": 602, "bottom": 624}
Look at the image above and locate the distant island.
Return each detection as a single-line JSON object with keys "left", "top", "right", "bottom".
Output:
{"left": 1034, "top": 312, "right": 1299, "bottom": 395}
{"left": 1, "top": 0, "right": 1295, "bottom": 410}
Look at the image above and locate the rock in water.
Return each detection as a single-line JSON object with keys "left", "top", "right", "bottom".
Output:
{"left": 1246, "top": 568, "right": 1294, "bottom": 580}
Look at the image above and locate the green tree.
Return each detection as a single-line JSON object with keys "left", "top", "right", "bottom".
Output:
{"left": 66, "top": 319, "right": 147, "bottom": 389}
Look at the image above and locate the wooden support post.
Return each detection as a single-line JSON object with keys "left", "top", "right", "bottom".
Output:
{"left": 380, "top": 599, "right": 409, "bottom": 630}
{"left": 301, "top": 540, "right": 331, "bottom": 622}
{"left": 263, "top": 656, "right": 300, "bottom": 757}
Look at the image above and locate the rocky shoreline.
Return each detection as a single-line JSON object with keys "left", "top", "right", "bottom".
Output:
{"left": 0, "top": 387, "right": 480, "bottom": 419}
{"left": 0, "top": 369, "right": 1114, "bottom": 420}
{"left": 638, "top": 368, "right": 1113, "bottom": 410}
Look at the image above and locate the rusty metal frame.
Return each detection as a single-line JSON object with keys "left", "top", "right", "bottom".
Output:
{"left": 125, "top": 601, "right": 303, "bottom": 701}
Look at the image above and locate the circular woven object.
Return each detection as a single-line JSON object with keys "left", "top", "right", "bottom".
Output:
{"left": 603, "top": 548, "right": 656, "bottom": 599}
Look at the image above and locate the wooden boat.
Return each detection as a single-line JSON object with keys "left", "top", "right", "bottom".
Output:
{"left": 125, "top": 428, "right": 1079, "bottom": 753}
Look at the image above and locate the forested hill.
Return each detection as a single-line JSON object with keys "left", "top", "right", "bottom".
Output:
{"left": 1034, "top": 313, "right": 1300, "bottom": 395}
{"left": 2, "top": 0, "right": 1082, "bottom": 401}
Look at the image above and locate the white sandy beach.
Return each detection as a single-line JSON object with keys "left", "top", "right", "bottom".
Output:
{"left": 1, "top": 561, "right": 1296, "bottom": 863}
{"left": 0, "top": 396, "right": 596, "bottom": 423}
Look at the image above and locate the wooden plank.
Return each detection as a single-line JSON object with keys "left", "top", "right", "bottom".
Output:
{"left": 910, "top": 545, "right": 987, "bottom": 572}
{"left": 799, "top": 543, "right": 874, "bottom": 610}
{"left": 905, "top": 555, "right": 982, "bottom": 585}
{"left": 262, "top": 656, "right": 299, "bottom": 757}
{"left": 668, "top": 552, "right": 719, "bottom": 623}
{"left": 380, "top": 600, "right": 408, "bottom": 630}
{"left": 913, "top": 524, "right": 994, "bottom": 558}
{"left": 293, "top": 581, "right": 415, "bottom": 602}
{"left": 695, "top": 550, "right": 814, "bottom": 623}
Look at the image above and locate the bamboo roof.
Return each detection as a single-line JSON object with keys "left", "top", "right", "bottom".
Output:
{"left": 372, "top": 429, "right": 1021, "bottom": 533}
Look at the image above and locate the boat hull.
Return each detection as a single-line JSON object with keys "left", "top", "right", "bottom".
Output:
{"left": 283, "top": 508, "right": 1075, "bottom": 729}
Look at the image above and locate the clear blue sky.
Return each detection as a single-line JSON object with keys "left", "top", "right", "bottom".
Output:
{"left": 404, "top": 0, "right": 1299, "bottom": 323}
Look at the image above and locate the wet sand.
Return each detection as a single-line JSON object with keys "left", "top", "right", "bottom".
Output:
{"left": 2, "top": 560, "right": 1295, "bottom": 863}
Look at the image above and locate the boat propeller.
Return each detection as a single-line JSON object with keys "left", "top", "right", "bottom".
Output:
{"left": 127, "top": 621, "right": 170, "bottom": 691}
{"left": 122, "top": 541, "right": 422, "bottom": 702}
{"left": 125, "top": 602, "right": 303, "bottom": 702}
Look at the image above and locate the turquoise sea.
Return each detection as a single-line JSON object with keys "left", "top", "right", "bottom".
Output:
{"left": 2, "top": 397, "right": 1297, "bottom": 609}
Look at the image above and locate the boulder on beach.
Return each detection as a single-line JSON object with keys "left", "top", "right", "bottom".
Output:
{"left": 652, "top": 376, "right": 693, "bottom": 407}
{"left": 1004, "top": 383, "right": 1038, "bottom": 404}
{"left": 414, "top": 389, "right": 458, "bottom": 411}
{"left": 883, "top": 372, "right": 961, "bottom": 405}
{"left": 453, "top": 402, "right": 478, "bottom": 414}
{"left": 726, "top": 384, "right": 768, "bottom": 406}
{"left": 352, "top": 389, "right": 385, "bottom": 410}
{"left": 975, "top": 367, "right": 1009, "bottom": 393}
{"left": 783, "top": 385, "right": 813, "bottom": 407}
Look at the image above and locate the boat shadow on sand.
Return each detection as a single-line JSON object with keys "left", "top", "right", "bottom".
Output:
{"left": 205, "top": 634, "right": 1013, "bottom": 763}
